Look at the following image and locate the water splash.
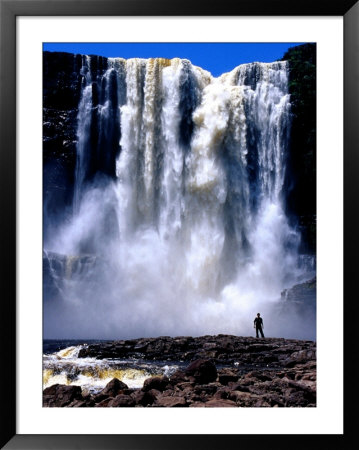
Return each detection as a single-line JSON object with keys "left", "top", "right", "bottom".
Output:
{"left": 43, "top": 345, "right": 172, "bottom": 392}
{"left": 44, "top": 56, "right": 313, "bottom": 340}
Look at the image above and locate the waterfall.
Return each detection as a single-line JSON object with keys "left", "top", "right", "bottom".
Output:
{"left": 46, "top": 55, "right": 308, "bottom": 339}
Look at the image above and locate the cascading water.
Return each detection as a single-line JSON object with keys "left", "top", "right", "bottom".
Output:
{"left": 45, "top": 55, "right": 312, "bottom": 340}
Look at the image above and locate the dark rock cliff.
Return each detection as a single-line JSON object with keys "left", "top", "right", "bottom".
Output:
{"left": 44, "top": 52, "right": 81, "bottom": 239}
{"left": 282, "top": 43, "right": 316, "bottom": 254}
{"left": 43, "top": 51, "right": 108, "bottom": 240}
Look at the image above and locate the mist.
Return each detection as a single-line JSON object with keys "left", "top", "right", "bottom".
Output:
{"left": 43, "top": 56, "right": 316, "bottom": 341}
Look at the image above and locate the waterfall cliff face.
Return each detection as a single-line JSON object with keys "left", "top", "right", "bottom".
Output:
{"left": 45, "top": 55, "right": 310, "bottom": 339}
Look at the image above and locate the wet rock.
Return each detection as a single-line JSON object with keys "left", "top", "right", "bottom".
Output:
{"left": 227, "top": 381, "right": 251, "bottom": 392}
{"left": 93, "top": 378, "right": 129, "bottom": 403}
{"left": 284, "top": 349, "right": 316, "bottom": 368}
{"left": 68, "top": 396, "right": 95, "bottom": 407}
{"left": 281, "top": 277, "right": 316, "bottom": 306}
{"left": 77, "top": 335, "right": 316, "bottom": 370}
{"left": 132, "top": 390, "right": 157, "bottom": 407}
{"left": 76, "top": 393, "right": 95, "bottom": 407}
{"left": 193, "top": 383, "right": 219, "bottom": 397}
{"left": 43, "top": 384, "right": 83, "bottom": 407}
{"left": 95, "top": 397, "right": 113, "bottom": 407}
{"left": 175, "top": 381, "right": 195, "bottom": 391}
{"left": 230, "top": 391, "right": 261, "bottom": 406}
{"left": 244, "top": 371, "right": 273, "bottom": 382}
{"left": 169, "top": 370, "right": 188, "bottom": 385}
{"left": 44, "top": 335, "right": 317, "bottom": 408}
{"left": 185, "top": 359, "right": 217, "bottom": 384}
{"left": 108, "top": 394, "right": 136, "bottom": 407}
{"left": 218, "top": 368, "right": 239, "bottom": 385}
{"left": 154, "top": 396, "right": 187, "bottom": 407}
{"left": 213, "top": 388, "right": 231, "bottom": 400}
{"left": 284, "top": 389, "right": 311, "bottom": 407}
{"left": 142, "top": 376, "right": 170, "bottom": 393}
{"left": 101, "top": 378, "right": 129, "bottom": 397}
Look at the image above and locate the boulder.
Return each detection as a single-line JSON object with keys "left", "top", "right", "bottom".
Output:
{"left": 218, "top": 368, "right": 239, "bottom": 385}
{"left": 169, "top": 370, "right": 188, "bottom": 385}
{"left": 154, "top": 396, "right": 187, "bottom": 407}
{"left": 142, "top": 376, "right": 170, "bottom": 393}
{"left": 100, "top": 377, "right": 129, "bottom": 397}
{"left": 213, "top": 388, "right": 231, "bottom": 400}
{"left": 227, "top": 381, "right": 250, "bottom": 392}
{"left": 185, "top": 359, "right": 217, "bottom": 384}
{"left": 284, "top": 349, "right": 316, "bottom": 368}
{"left": 228, "top": 390, "right": 261, "bottom": 406}
{"left": 132, "top": 390, "right": 157, "bottom": 407}
{"left": 108, "top": 394, "right": 136, "bottom": 407}
{"left": 69, "top": 393, "right": 95, "bottom": 407}
{"left": 68, "top": 398, "right": 95, "bottom": 407}
{"left": 95, "top": 397, "right": 113, "bottom": 407}
{"left": 43, "top": 384, "right": 83, "bottom": 407}
{"left": 43, "top": 335, "right": 317, "bottom": 408}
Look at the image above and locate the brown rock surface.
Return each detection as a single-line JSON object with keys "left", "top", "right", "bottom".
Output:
{"left": 142, "top": 376, "right": 170, "bottom": 393}
{"left": 77, "top": 335, "right": 316, "bottom": 370}
{"left": 44, "top": 335, "right": 316, "bottom": 408}
{"left": 43, "top": 384, "right": 83, "bottom": 407}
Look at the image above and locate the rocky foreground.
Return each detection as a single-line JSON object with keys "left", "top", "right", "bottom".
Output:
{"left": 43, "top": 335, "right": 316, "bottom": 408}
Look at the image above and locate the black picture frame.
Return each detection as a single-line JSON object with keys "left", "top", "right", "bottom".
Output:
{"left": 1, "top": 0, "right": 357, "bottom": 448}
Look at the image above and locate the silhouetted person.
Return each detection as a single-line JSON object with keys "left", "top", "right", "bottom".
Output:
{"left": 254, "top": 313, "right": 264, "bottom": 338}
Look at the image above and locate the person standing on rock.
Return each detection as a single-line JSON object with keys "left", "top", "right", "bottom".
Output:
{"left": 254, "top": 313, "right": 265, "bottom": 338}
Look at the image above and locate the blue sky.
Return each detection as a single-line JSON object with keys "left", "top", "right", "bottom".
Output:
{"left": 43, "top": 43, "right": 305, "bottom": 77}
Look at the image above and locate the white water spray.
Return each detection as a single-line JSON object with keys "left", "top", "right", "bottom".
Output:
{"left": 45, "top": 57, "right": 312, "bottom": 340}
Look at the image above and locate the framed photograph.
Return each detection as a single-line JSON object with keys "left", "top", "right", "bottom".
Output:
{"left": 1, "top": 0, "right": 357, "bottom": 448}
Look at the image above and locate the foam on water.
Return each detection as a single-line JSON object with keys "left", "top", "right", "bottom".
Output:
{"left": 43, "top": 345, "right": 167, "bottom": 392}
